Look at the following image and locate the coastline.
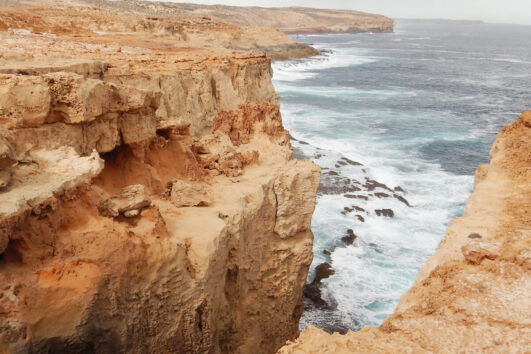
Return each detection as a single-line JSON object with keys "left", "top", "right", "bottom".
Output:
{"left": 280, "top": 111, "right": 531, "bottom": 352}
{"left": 0, "top": 2, "right": 321, "bottom": 352}
{"left": 1, "top": 1, "right": 528, "bottom": 353}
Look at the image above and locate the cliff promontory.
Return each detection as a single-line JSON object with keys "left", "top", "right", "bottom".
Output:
{"left": 0, "top": 2, "right": 321, "bottom": 353}
{"left": 90, "top": 0, "right": 394, "bottom": 35}
{"left": 280, "top": 112, "right": 531, "bottom": 352}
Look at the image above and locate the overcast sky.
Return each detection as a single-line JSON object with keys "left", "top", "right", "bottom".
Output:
{"left": 153, "top": 0, "right": 531, "bottom": 25}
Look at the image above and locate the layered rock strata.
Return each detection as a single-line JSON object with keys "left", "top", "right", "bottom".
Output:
{"left": 93, "top": 0, "right": 394, "bottom": 35}
{"left": 0, "top": 1, "right": 318, "bottom": 60}
{"left": 0, "top": 3, "right": 321, "bottom": 353}
{"left": 280, "top": 112, "right": 531, "bottom": 352}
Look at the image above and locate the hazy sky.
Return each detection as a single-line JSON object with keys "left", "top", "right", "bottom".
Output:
{"left": 153, "top": 0, "right": 531, "bottom": 25}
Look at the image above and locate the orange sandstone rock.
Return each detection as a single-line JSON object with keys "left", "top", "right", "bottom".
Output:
{"left": 0, "top": 2, "right": 321, "bottom": 352}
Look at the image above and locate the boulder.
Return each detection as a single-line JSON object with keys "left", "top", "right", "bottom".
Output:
{"left": 98, "top": 184, "right": 151, "bottom": 217}
{"left": 170, "top": 180, "right": 211, "bottom": 207}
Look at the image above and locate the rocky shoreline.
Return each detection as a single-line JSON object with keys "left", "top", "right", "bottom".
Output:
{"left": 1, "top": 1, "right": 527, "bottom": 353}
{"left": 291, "top": 136, "right": 413, "bottom": 333}
{"left": 85, "top": 0, "right": 394, "bottom": 36}
{"left": 280, "top": 111, "right": 531, "bottom": 352}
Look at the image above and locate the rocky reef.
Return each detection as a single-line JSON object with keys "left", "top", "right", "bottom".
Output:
{"left": 0, "top": 1, "right": 321, "bottom": 353}
{"left": 280, "top": 112, "right": 531, "bottom": 352}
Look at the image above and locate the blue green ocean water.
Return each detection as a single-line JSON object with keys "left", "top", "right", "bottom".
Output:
{"left": 272, "top": 19, "right": 531, "bottom": 331}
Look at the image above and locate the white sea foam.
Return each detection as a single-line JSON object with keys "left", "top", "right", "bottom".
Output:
{"left": 274, "top": 83, "right": 418, "bottom": 99}
{"left": 272, "top": 47, "right": 377, "bottom": 82}
{"left": 270, "top": 28, "right": 516, "bottom": 331}
{"left": 492, "top": 58, "right": 531, "bottom": 64}
{"left": 276, "top": 84, "right": 473, "bottom": 330}
{"left": 299, "top": 134, "right": 472, "bottom": 329}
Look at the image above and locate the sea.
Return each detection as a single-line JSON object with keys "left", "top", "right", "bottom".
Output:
{"left": 271, "top": 19, "right": 531, "bottom": 332}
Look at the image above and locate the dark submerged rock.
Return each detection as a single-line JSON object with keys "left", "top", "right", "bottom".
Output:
{"left": 314, "top": 262, "right": 335, "bottom": 283}
{"left": 374, "top": 192, "right": 390, "bottom": 198}
{"left": 345, "top": 194, "right": 369, "bottom": 200}
{"left": 340, "top": 157, "right": 363, "bottom": 166}
{"left": 393, "top": 193, "right": 411, "bottom": 207}
{"left": 375, "top": 209, "right": 394, "bottom": 217}
{"left": 368, "top": 243, "right": 383, "bottom": 254}
{"left": 319, "top": 173, "right": 362, "bottom": 195}
{"left": 303, "top": 262, "right": 335, "bottom": 309}
{"left": 341, "top": 229, "right": 357, "bottom": 245}
{"left": 365, "top": 178, "right": 393, "bottom": 192}
{"left": 292, "top": 146, "right": 306, "bottom": 160}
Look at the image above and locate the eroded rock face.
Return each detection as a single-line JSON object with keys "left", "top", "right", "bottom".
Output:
{"left": 6, "top": 71, "right": 161, "bottom": 155}
{"left": 0, "top": 147, "right": 104, "bottom": 254}
{"left": 274, "top": 162, "right": 321, "bottom": 239}
{"left": 98, "top": 184, "right": 151, "bottom": 217}
{"left": 133, "top": 2, "right": 394, "bottom": 35}
{"left": 0, "top": 75, "right": 51, "bottom": 128}
{"left": 0, "top": 26, "right": 320, "bottom": 354}
{"left": 0, "top": 3, "right": 323, "bottom": 352}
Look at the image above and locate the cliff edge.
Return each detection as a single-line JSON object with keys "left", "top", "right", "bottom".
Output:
{"left": 0, "top": 2, "right": 321, "bottom": 353}
{"left": 98, "top": 1, "right": 394, "bottom": 35}
{"left": 0, "top": 0, "right": 318, "bottom": 60}
{"left": 280, "top": 112, "right": 531, "bottom": 352}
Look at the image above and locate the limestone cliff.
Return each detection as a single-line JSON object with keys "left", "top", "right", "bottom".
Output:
{"left": 94, "top": 1, "right": 394, "bottom": 35}
{"left": 0, "top": 2, "right": 321, "bottom": 353}
{"left": 0, "top": 0, "right": 318, "bottom": 60}
{"left": 280, "top": 112, "right": 531, "bottom": 352}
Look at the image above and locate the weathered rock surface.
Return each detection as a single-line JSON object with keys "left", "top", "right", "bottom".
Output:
{"left": 122, "top": 1, "right": 394, "bottom": 34}
{"left": 98, "top": 184, "right": 151, "bottom": 217}
{"left": 0, "top": 2, "right": 321, "bottom": 353}
{"left": 280, "top": 112, "right": 531, "bottom": 353}
{"left": 0, "top": 0, "right": 318, "bottom": 61}
{"left": 0, "top": 147, "right": 104, "bottom": 254}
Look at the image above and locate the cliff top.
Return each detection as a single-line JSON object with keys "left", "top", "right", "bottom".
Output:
{"left": 0, "top": 0, "right": 317, "bottom": 66}
{"left": 81, "top": 0, "right": 394, "bottom": 34}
